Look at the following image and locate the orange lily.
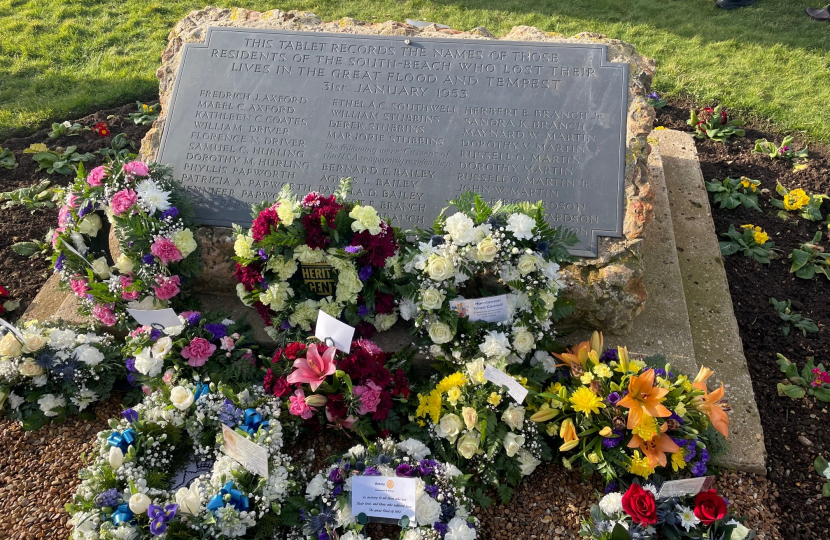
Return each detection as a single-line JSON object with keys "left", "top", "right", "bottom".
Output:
{"left": 554, "top": 331, "right": 602, "bottom": 374}
{"left": 692, "top": 366, "right": 714, "bottom": 392}
{"left": 559, "top": 418, "right": 579, "bottom": 451}
{"left": 628, "top": 422, "right": 680, "bottom": 468}
{"left": 617, "top": 369, "right": 672, "bottom": 429}
{"left": 694, "top": 383, "right": 730, "bottom": 438}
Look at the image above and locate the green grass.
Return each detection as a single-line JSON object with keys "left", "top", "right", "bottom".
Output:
{"left": 0, "top": 0, "right": 829, "bottom": 141}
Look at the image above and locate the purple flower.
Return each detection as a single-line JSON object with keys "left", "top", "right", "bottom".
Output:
{"left": 363, "top": 467, "right": 381, "bottom": 476}
{"left": 691, "top": 461, "right": 707, "bottom": 477}
{"left": 425, "top": 484, "right": 439, "bottom": 498}
{"left": 329, "top": 468, "right": 345, "bottom": 485}
{"left": 54, "top": 253, "right": 66, "bottom": 271}
{"left": 219, "top": 399, "right": 243, "bottom": 427}
{"left": 78, "top": 203, "right": 93, "bottom": 217}
{"left": 648, "top": 92, "right": 659, "bottom": 100}
{"left": 684, "top": 443, "right": 697, "bottom": 463}
{"left": 318, "top": 532, "right": 330, "bottom": 540}
{"left": 601, "top": 430, "right": 624, "bottom": 449}
{"left": 148, "top": 504, "right": 177, "bottom": 535}
{"left": 122, "top": 409, "right": 139, "bottom": 423}
{"left": 280, "top": 320, "right": 292, "bottom": 330}
{"left": 669, "top": 413, "right": 684, "bottom": 425}
{"left": 600, "top": 349, "right": 618, "bottom": 363}
{"left": 204, "top": 323, "right": 227, "bottom": 340}
{"left": 149, "top": 329, "right": 162, "bottom": 341}
{"left": 126, "top": 373, "right": 137, "bottom": 387}
{"left": 142, "top": 254, "right": 155, "bottom": 265}
{"left": 161, "top": 207, "right": 178, "bottom": 220}
{"left": 700, "top": 448, "right": 710, "bottom": 463}
{"left": 604, "top": 481, "right": 619, "bottom": 494}
{"left": 419, "top": 459, "right": 437, "bottom": 476}
{"left": 186, "top": 312, "right": 201, "bottom": 326}
{"left": 434, "top": 522, "right": 448, "bottom": 536}
{"left": 345, "top": 245, "right": 363, "bottom": 254}
{"left": 430, "top": 235, "right": 445, "bottom": 247}
{"left": 125, "top": 358, "right": 136, "bottom": 372}
{"left": 95, "top": 488, "right": 121, "bottom": 508}
{"left": 358, "top": 266, "right": 373, "bottom": 282}
{"left": 606, "top": 392, "right": 621, "bottom": 406}
{"left": 396, "top": 463, "right": 416, "bottom": 477}
{"left": 653, "top": 368, "right": 666, "bottom": 377}
{"left": 258, "top": 248, "right": 268, "bottom": 260}
{"left": 332, "top": 485, "right": 343, "bottom": 497}
{"left": 357, "top": 305, "right": 370, "bottom": 318}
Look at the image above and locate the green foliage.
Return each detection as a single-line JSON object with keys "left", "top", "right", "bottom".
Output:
{"left": 770, "top": 182, "right": 826, "bottom": 221}
{"left": 815, "top": 456, "right": 830, "bottom": 497}
{"left": 11, "top": 239, "right": 50, "bottom": 258}
{"left": 688, "top": 105, "right": 744, "bottom": 142}
{"left": 719, "top": 224, "right": 774, "bottom": 264}
{"left": 22, "top": 143, "right": 94, "bottom": 175}
{"left": 753, "top": 135, "right": 809, "bottom": 170}
{"left": 97, "top": 133, "right": 136, "bottom": 160}
{"left": 704, "top": 176, "right": 761, "bottom": 211}
{"left": 776, "top": 354, "right": 830, "bottom": 402}
{"left": 0, "top": 179, "right": 60, "bottom": 212}
{"left": 48, "top": 120, "right": 86, "bottom": 138}
{"left": 127, "top": 101, "right": 160, "bottom": 125}
{"left": 0, "top": 147, "right": 17, "bottom": 169}
{"left": 769, "top": 297, "right": 818, "bottom": 337}
{"left": 647, "top": 94, "right": 666, "bottom": 109}
{"left": 789, "top": 231, "right": 830, "bottom": 280}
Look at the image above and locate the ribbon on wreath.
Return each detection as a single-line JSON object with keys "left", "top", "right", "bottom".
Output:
{"left": 240, "top": 408, "right": 269, "bottom": 436}
{"left": 194, "top": 383, "right": 210, "bottom": 402}
{"left": 111, "top": 502, "right": 134, "bottom": 525}
{"left": 206, "top": 481, "right": 249, "bottom": 513}
{"left": 107, "top": 428, "right": 136, "bottom": 452}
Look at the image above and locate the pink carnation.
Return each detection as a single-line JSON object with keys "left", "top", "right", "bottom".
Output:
{"left": 87, "top": 165, "right": 107, "bottom": 187}
{"left": 180, "top": 337, "right": 216, "bottom": 367}
{"left": 120, "top": 275, "right": 139, "bottom": 301}
{"left": 52, "top": 228, "right": 64, "bottom": 247}
{"left": 151, "top": 238, "right": 183, "bottom": 266}
{"left": 152, "top": 275, "right": 181, "bottom": 301}
{"left": 288, "top": 389, "right": 314, "bottom": 419}
{"left": 111, "top": 189, "right": 137, "bottom": 215}
{"left": 162, "top": 370, "right": 175, "bottom": 385}
{"left": 67, "top": 194, "right": 79, "bottom": 208}
{"left": 58, "top": 205, "right": 73, "bottom": 227}
{"left": 130, "top": 326, "right": 151, "bottom": 338}
{"left": 92, "top": 303, "right": 117, "bottom": 326}
{"left": 70, "top": 277, "right": 89, "bottom": 297}
{"left": 123, "top": 161, "right": 149, "bottom": 177}
{"left": 353, "top": 380, "right": 383, "bottom": 414}
{"left": 219, "top": 336, "right": 235, "bottom": 352}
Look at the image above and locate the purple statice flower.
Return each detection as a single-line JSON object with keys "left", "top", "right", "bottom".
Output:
{"left": 604, "top": 481, "right": 619, "bottom": 494}
{"left": 54, "top": 253, "right": 66, "bottom": 271}
{"left": 363, "top": 467, "right": 381, "bottom": 476}
{"left": 700, "top": 448, "right": 710, "bottom": 464}
{"left": 425, "top": 484, "right": 439, "bottom": 498}
{"left": 78, "top": 203, "right": 93, "bottom": 217}
{"left": 161, "top": 207, "right": 179, "bottom": 220}
{"left": 653, "top": 368, "right": 667, "bottom": 377}
{"left": 219, "top": 399, "right": 244, "bottom": 427}
{"left": 684, "top": 443, "right": 697, "bottom": 463}
{"left": 122, "top": 409, "right": 139, "bottom": 423}
{"left": 396, "top": 463, "right": 416, "bottom": 477}
{"left": 434, "top": 522, "right": 448, "bottom": 536}
{"left": 204, "top": 323, "right": 227, "bottom": 340}
{"left": 345, "top": 245, "right": 363, "bottom": 254}
{"left": 329, "top": 468, "right": 345, "bottom": 485}
{"left": 358, "top": 266, "right": 373, "bottom": 282}
{"left": 419, "top": 459, "right": 437, "bottom": 476}
{"left": 600, "top": 349, "right": 618, "bottom": 363}
{"left": 669, "top": 413, "right": 684, "bottom": 425}
{"left": 318, "top": 532, "right": 331, "bottom": 540}
{"left": 142, "top": 254, "right": 155, "bottom": 265}
{"left": 95, "top": 488, "right": 121, "bottom": 508}
{"left": 125, "top": 358, "right": 136, "bottom": 372}
{"left": 602, "top": 430, "right": 624, "bottom": 449}
{"left": 671, "top": 437, "right": 688, "bottom": 448}
{"left": 149, "top": 329, "right": 162, "bottom": 341}
{"left": 280, "top": 320, "right": 292, "bottom": 330}
{"left": 357, "top": 305, "right": 370, "bottom": 318}
{"left": 606, "top": 392, "right": 621, "bottom": 406}
{"left": 127, "top": 373, "right": 137, "bottom": 387}
{"left": 258, "top": 248, "right": 268, "bottom": 261}
{"left": 691, "top": 460, "right": 707, "bottom": 477}
{"left": 186, "top": 312, "right": 201, "bottom": 326}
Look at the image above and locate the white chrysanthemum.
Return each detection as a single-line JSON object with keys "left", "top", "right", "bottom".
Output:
{"left": 397, "top": 438, "right": 432, "bottom": 461}
{"left": 48, "top": 328, "right": 77, "bottom": 349}
{"left": 415, "top": 492, "right": 442, "bottom": 526}
{"left": 37, "top": 393, "right": 66, "bottom": 417}
{"left": 478, "top": 331, "right": 510, "bottom": 358}
{"left": 444, "top": 213, "right": 476, "bottom": 245}
{"left": 506, "top": 213, "right": 536, "bottom": 240}
{"left": 677, "top": 504, "right": 701, "bottom": 532}
{"left": 135, "top": 179, "right": 171, "bottom": 214}
{"left": 74, "top": 343, "right": 105, "bottom": 366}
{"left": 599, "top": 492, "right": 624, "bottom": 515}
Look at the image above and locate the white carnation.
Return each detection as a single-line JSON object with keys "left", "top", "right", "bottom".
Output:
{"left": 506, "top": 213, "right": 536, "bottom": 240}
{"left": 134, "top": 350, "right": 164, "bottom": 377}
{"left": 478, "top": 331, "right": 510, "bottom": 358}
{"left": 74, "top": 344, "right": 105, "bottom": 366}
{"left": 445, "top": 516, "right": 477, "bottom": 540}
{"left": 37, "top": 393, "right": 66, "bottom": 417}
{"left": 305, "top": 473, "right": 327, "bottom": 500}
{"left": 399, "top": 298, "right": 417, "bottom": 321}
{"left": 599, "top": 492, "right": 624, "bottom": 515}
{"left": 444, "top": 213, "right": 476, "bottom": 245}
{"left": 397, "top": 439, "right": 432, "bottom": 461}
{"left": 415, "top": 493, "right": 442, "bottom": 526}
{"left": 48, "top": 328, "right": 77, "bottom": 349}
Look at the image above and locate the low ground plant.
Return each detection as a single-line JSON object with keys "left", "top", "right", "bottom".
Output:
{"left": 789, "top": 231, "right": 830, "bottom": 280}
{"left": 688, "top": 105, "right": 744, "bottom": 142}
{"left": 769, "top": 297, "right": 819, "bottom": 337}
{"left": 777, "top": 354, "right": 830, "bottom": 402}
{"left": 0, "top": 147, "right": 16, "bottom": 169}
{"left": 48, "top": 121, "right": 87, "bottom": 139}
{"left": 127, "top": 101, "right": 160, "bottom": 125}
{"left": 22, "top": 143, "right": 94, "bottom": 175}
{"left": 770, "top": 183, "right": 825, "bottom": 221}
{"left": 719, "top": 224, "right": 774, "bottom": 264}
{"left": 753, "top": 136, "right": 809, "bottom": 170}
{"left": 705, "top": 176, "right": 761, "bottom": 211}
{"left": 96, "top": 133, "right": 136, "bottom": 160}
{"left": 0, "top": 179, "right": 60, "bottom": 213}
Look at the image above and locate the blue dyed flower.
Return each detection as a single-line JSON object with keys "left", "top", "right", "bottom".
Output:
{"left": 186, "top": 312, "right": 201, "bottom": 326}
{"left": 358, "top": 266, "right": 373, "bottom": 282}
{"left": 434, "top": 522, "right": 448, "bottom": 536}
{"left": 204, "top": 323, "right": 227, "bottom": 340}
{"left": 142, "top": 254, "right": 155, "bottom": 265}
{"left": 357, "top": 305, "right": 370, "bottom": 318}
{"left": 219, "top": 399, "right": 244, "bottom": 427}
{"left": 161, "top": 207, "right": 179, "bottom": 220}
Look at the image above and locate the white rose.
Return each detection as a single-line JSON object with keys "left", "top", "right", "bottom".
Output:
{"left": 415, "top": 493, "right": 442, "bottom": 527}
{"left": 457, "top": 430, "right": 481, "bottom": 459}
{"left": 77, "top": 214, "right": 102, "bottom": 236}
{"left": 512, "top": 327, "right": 535, "bottom": 354}
{"left": 435, "top": 413, "right": 464, "bottom": 443}
{"left": 170, "top": 386, "right": 194, "bottom": 410}
{"left": 175, "top": 480, "right": 202, "bottom": 515}
{"left": 420, "top": 288, "right": 446, "bottom": 310}
{"left": 539, "top": 291, "right": 557, "bottom": 310}
{"left": 506, "top": 213, "right": 536, "bottom": 240}
{"left": 113, "top": 253, "right": 135, "bottom": 274}
{"left": 445, "top": 516, "right": 477, "bottom": 540}
{"left": 48, "top": 328, "right": 77, "bottom": 349}
{"left": 0, "top": 332, "right": 23, "bottom": 358}
{"left": 19, "top": 358, "right": 45, "bottom": 377}
{"left": 108, "top": 446, "right": 124, "bottom": 471}
{"left": 128, "top": 493, "right": 151, "bottom": 514}
{"left": 516, "top": 448, "right": 540, "bottom": 476}
{"left": 503, "top": 432, "right": 525, "bottom": 457}
{"left": 91, "top": 256, "right": 111, "bottom": 278}
{"left": 501, "top": 405, "right": 526, "bottom": 431}
{"left": 74, "top": 344, "right": 105, "bottom": 366}
{"left": 516, "top": 254, "right": 537, "bottom": 275}
{"left": 151, "top": 337, "right": 173, "bottom": 359}
{"left": 478, "top": 331, "right": 510, "bottom": 358}
{"left": 461, "top": 407, "right": 478, "bottom": 431}
{"left": 21, "top": 333, "right": 47, "bottom": 353}
{"left": 426, "top": 254, "right": 454, "bottom": 282}
{"left": 465, "top": 358, "right": 487, "bottom": 385}
{"left": 133, "top": 350, "right": 164, "bottom": 377}
{"left": 444, "top": 213, "right": 476, "bottom": 245}
{"left": 428, "top": 322, "right": 454, "bottom": 345}
{"left": 476, "top": 236, "right": 499, "bottom": 262}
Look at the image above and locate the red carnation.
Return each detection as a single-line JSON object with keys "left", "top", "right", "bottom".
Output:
{"left": 353, "top": 225, "right": 398, "bottom": 267}
{"left": 378, "top": 429, "right": 390, "bottom": 439}
{"left": 393, "top": 368, "right": 411, "bottom": 399}
{"left": 375, "top": 292, "right": 395, "bottom": 315}
{"left": 253, "top": 301, "right": 272, "bottom": 326}
{"left": 355, "top": 321, "right": 376, "bottom": 339}
{"left": 271, "top": 348, "right": 284, "bottom": 363}
{"left": 284, "top": 342, "right": 307, "bottom": 360}
{"left": 621, "top": 484, "right": 657, "bottom": 526}
{"left": 693, "top": 490, "right": 727, "bottom": 525}
{"left": 326, "top": 394, "right": 348, "bottom": 419}
{"left": 234, "top": 262, "right": 263, "bottom": 291}
{"left": 251, "top": 206, "right": 280, "bottom": 241}
{"left": 263, "top": 368, "right": 275, "bottom": 393}
{"left": 271, "top": 377, "right": 290, "bottom": 398}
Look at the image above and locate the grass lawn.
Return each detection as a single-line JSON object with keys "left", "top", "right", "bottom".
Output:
{"left": 0, "top": 0, "right": 828, "bottom": 142}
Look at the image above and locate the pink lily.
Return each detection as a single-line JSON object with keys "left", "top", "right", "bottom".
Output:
{"left": 286, "top": 343, "right": 337, "bottom": 391}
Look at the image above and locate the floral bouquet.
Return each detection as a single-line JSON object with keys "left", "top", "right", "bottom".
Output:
{"left": 529, "top": 333, "right": 729, "bottom": 484}
{"left": 123, "top": 311, "right": 259, "bottom": 391}
{"left": 263, "top": 339, "right": 411, "bottom": 434}
{"left": 51, "top": 157, "right": 201, "bottom": 328}
{"left": 67, "top": 380, "right": 305, "bottom": 539}
{"left": 302, "top": 437, "right": 478, "bottom": 540}
{"left": 580, "top": 482, "right": 754, "bottom": 540}
{"left": 413, "top": 363, "right": 548, "bottom": 503}
{"left": 0, "top": 320, "right": 122, "bottom": 430}
{"left": 399, "top": 192, "right": 574, "bottom": 367}
{"left": 232, "top": 179, "right": 403, "bottom": 343}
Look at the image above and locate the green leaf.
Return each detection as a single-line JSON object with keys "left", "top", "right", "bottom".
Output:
{"left": 720, "top": 241, "right": 740, "bottom": 256}
{"left": 811, "top": 387, "right": 830, "bottom": 402}
{"left": 11, "top": 241, "right": 43, "bottom": 257}
{"left": 611, "top": 523, "right": 632, "bottom": 540}
{"left": 823, "top": 482, "right": 830, "bottom": 498}
{"left": 814, "top": 455, "right": 829, "bottom": 474}
{"left": 777, "top": 383, "right": 806, "bottom": 399}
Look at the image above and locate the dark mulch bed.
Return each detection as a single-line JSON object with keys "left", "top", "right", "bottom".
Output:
{"left": 0, "top": 104, "right": 151, "bottom": 318}
{"left": 657, "top": 100, "right": 830, "bottom": 540}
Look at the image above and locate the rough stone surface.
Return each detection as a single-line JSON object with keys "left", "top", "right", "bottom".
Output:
{"left": 139, "top": 7, "right": 656, "bottom": 333}
{"left": 21, "top": 274, "right": 86, "bottom": 326}
{"left": 656, "top": 129, "right": 766, "bottom": 475}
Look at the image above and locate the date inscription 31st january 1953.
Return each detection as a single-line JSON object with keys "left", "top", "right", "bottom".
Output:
{"left": 156, "top": 28, "right": 629, "bottom": 256}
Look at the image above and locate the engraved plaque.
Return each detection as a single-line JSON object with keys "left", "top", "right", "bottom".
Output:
{"left": 157, "top": 28, "right": 629, "bottom": 256}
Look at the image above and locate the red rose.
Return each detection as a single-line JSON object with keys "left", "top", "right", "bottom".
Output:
{"left": 694, "top": 490, "right": 727, "bottom": 525}
{"left": 621, "top": 484, "right": 657, "bottom": 525}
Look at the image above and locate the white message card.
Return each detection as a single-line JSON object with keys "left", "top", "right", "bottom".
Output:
{"left": 222, "top": 425, "right": 269, "bottom": 479}
{"left": 656, "top": 476, "right": 714, "bottom": 500}
{"left": 483, "top": 365, "right": 528, "bottom": 404}
{"left": 449, "top": 295, "right": 509, "bottom": 323}
{"left": 315, "top": 310, "right": 355, "bottom": 353}
{"left": 351, "top": 476, "right": 417, "bottom": 521}
{"left": 127, "top": 308, "right": 183, "bottom": 329}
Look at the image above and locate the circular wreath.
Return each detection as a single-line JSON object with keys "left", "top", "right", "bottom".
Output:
{"left": 51, "top": 157, "right": 201, "bottom": 328}
{"left": 68, "top": 380, "right": 302, "bottom": 539}
{"left": 232, "top": 179, "right": 402, "bottom": 343}
{"left": 399, "top": 193, "right": 574, "bottom": 367}
{"left": 0, "top": 320, "right": 122, "bottom": 430}
{"left": 302, "top": 437, "right": 478, "bottom": 540}
{"left": 123, "top": 310, "right": 259, "bottom": 392}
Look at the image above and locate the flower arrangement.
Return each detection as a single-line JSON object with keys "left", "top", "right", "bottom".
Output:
{"left": 123, "top": 311, "right": 259, "bottom": 391}
{"left": 687, "top": 106, "right": 744, "bottom": 143}
{"left": 67, "top": 380, "right": 303, "bottom": 539}
{"left": 718, "top": 224, "right": 774, "bottom": 265}
{"left": 51, "top": 157, "right": 201, "bottom": 328}
{"left": 580, "top": 482, "right": 754, "bottom": 540}
{"left": 529, "top": 333, "right": 728, "bottom": 484}
{"left": 0, "top": 320, "right": 121, "bottom": 430}
{"left": 399, "top": 192, "right": 575, "bottom": 367}
{"left": 263, "top": 339, "right": 412, "bottom": 434}
{"left": 704, "top": 177, "right": 761, "bottom": 212}
{"left": 302, "top": 437, "right": 478, "bottom": 540}
{"left": 232, "top": 179, "right": 402, "bottom": 343}
{"left": 413, "top": 364, "right": 548, "bottom": 503}
{"left": 770, "top": 182, "right": 826, "bottom": 221}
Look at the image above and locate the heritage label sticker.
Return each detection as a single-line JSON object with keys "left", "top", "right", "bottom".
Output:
{"left": 351, "top": 476, "right": 417, "bottom": 521}
{"left": 301, "top": 263, "right": 337, "bottom": 297}
{"left": 315, "top": 310, "right": 355, "bottom": 353}
{"left": 127, "top": 308, "right": 183, "bottom": 329}
{"left": 221, "top": 424, "right": 269, "bottom": 478}
{"left": 483, "top": 365, "right": 528, "bottom": 404}
{"left": 449, "top": 295, "right": 509, "bottom": 323}
{"left": 656, "top": 477, "right": 715, "bottom": 500}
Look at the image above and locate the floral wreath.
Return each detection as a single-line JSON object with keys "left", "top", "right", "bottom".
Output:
{"left": 399, "top": 193, "right": 575, "bottom": 367}
{"left": 232, "top": 179, "right": 403, "bottom": 343}
{"left": 123, "top": 310, "right": 259, "bottom": 392}
{"left": 0, "top": 320, "right": 122, "bottom": 430}
{"left": 68, "top": 380, "right": 303, "bottom": 539}
{"left": 263, "top": 339, "right": 411, "bottom": 434}
{"left": 302, "top": 437, "right": 478, "bottom": 540}
{"left": 51, "top": 157, "right": 201, "bottom": 328}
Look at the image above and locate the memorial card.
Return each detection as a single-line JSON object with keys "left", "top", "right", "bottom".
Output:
{"left": 656, "top": 477, "right": 715, "bottom": 500}
{"left": 483, "top": 365, "right": 528, "bottom": 403}
{"left": 351, "top": 476, "right": 417, "bottom": 521}
{"left": 315, "top": 310, "right": 355, "bottom": 353}
{"left": 449, "top": 295, "right": 509, "bottom": 323}
{"left": 221, "top": 424, "right": 269, "bottom": 478}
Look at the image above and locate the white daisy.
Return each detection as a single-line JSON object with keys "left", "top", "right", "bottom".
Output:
{"left": 135, "top": 179, "right": 171, "bottom": 214}
{"left": 677, "top": 504, "right": 700, "bottom": 532}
